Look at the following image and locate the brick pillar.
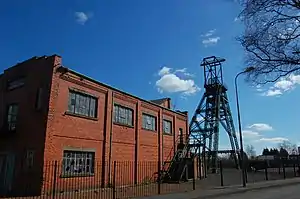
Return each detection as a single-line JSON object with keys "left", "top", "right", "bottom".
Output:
{"left": 185, "top": 112, "right": 189, "bottom": 143}
{"left": 43, "top": 56, "right": 62, "bottom": 193}
{"left": 158, "top": 109, "right": 163, "bottom": 169}
{"left": 134, "top": 101, "right": 140, "bottom": 184}
{"left": 106, "top": 90, "right": 114, "bottom": 186}
{"left": 173, "top": 115, "right": 177, "bottom": 157}
{"left": 101, "top": 90, "right": 112, "bottom": 187}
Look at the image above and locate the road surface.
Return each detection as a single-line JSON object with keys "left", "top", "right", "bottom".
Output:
{"left": 213, "top": 184, "right": 300, "bottom": 199}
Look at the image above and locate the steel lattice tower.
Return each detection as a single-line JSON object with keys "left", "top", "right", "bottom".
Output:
{"left": 189, "top": 56, "right": 240, "bottom": 173}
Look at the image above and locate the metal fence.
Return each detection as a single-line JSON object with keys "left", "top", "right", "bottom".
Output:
{"left": 1, "top": 157, "right": 300, "bottom": 199}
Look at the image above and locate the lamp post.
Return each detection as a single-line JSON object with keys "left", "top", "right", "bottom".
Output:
{"left": 234, "top": 66, "right": 255, "bottom": 188}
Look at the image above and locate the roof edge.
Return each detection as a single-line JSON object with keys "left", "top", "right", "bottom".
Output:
{"left": 59, "top": 66, "right": 188, "bottom": 117}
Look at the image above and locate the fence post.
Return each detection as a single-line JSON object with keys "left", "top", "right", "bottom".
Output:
{"left": 157, "top": 161, "right": 161, "bottom": 195}
{"left": 219, "top": 160, "right": 224, "bottom": 187}
{"left": 244, "top": 168, "right": 248, "bottom": 183}
{"left": 264, "top": 160, "right": 268, "bottom": 181}
{"left": 193, "top": 159, "right": 196, "bottom": 190}
{"left": 52, "top": 161, "right": 58, "bottom": 199}
{"left": 282, "top": 159, "right": 286, "bottom": 179}
{"left": 113, "top": 161, "right": 116, "bottom": 199}
{"left": 198, "top": 157, "right": 202, "bottom": 180}
{"left": 297, "top": 156, "right": 300, "bottom": 177}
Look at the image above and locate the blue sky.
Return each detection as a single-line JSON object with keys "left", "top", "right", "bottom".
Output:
{"left": 1, "top": 0, "right": 299, "bottom": 155}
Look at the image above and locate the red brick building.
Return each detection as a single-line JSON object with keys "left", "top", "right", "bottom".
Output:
{"left": 0, "top": 55, "right": 188, "bottom": 195}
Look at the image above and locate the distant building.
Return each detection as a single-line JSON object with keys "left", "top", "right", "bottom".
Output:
{"left": 256, "top": 155, "right": 275, "bottom": 160}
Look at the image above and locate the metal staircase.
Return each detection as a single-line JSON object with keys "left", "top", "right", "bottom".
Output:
{"left": 161, "top": 132, "right": 204, "bottom": 182}
{"left": 161, "top": 139, "right": 190, "bottom": 182}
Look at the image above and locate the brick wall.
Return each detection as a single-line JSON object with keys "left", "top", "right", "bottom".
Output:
{"left": 43, "top": 64, "right": 188, "bottom": 189}
{"left": 0, "top": 56, "right": 58, "bottom": 195}
{"left": 0, "top": 55, "right": 189, "bottom": 195}
{"left": 0, "top": 74, "right": 3, "bottom": 128}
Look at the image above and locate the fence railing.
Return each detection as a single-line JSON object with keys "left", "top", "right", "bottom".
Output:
{"left": 0, "top": 157, "right": 300, "bottom": 199}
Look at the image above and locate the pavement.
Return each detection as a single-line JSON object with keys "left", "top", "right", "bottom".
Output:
{"left": 135, "top": 177, "right": 300, "bottom": 199}
{"left": 212, "top": 183, "right": 300, "bottom": 199}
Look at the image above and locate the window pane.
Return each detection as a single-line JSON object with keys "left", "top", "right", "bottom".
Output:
{"left": 142, "top": 115, "right": 146, "bottom": 129}
{"left": 89, "top": 98, "right": 95, "bottom": 117}
{"left": 12, "top": 105, "right": 18, "bottom": 114}
{"left": 74, "top": 94, "right": 80, "bottom": 114}
{"left": 163, "top": 120, "right": 171, "bottom": 134}
{"left": 113, "top": 105, "right": 118, "bottom": 122}
{"left": 127, "top": 109, "right": 133, "bottom": 126}
{"left": 119, "top": 107, "right": 125, "bottom": 119}
{"left": 85, "top": 97, "right": 90, "bottom": 116}
{"left": 79, "top": 95, "right": 85, "bottom": 115}
{"left": 68, "top": 92, "right": 76, "bottom": 112}
{"left": 7, "top": 104, "right": 18, "bottom": 131}
{"left": 152, "top": 117, "right": 156, "bottom": 130}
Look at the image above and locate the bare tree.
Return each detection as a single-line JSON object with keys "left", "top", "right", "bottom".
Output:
{"left": 238, "top": 0, "right": 300, "bottom": 84}
{"left": 245, "top": 144, "right": 256, "bottom": 158}
{"left": 278, "top": 140, "right": 297, "bottom": 154}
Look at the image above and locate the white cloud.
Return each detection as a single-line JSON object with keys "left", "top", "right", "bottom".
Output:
{"left": 274, "top": 80, "right": 294, "bottom": 91}
{"left": 156, "top": 74, "right": 199, "bottom": 95}
{"left": 158, "top": 66, "right": 171, "bottom": 76}
{"left": 202, "top": 37, "right": 220, "bottom": 46}
{"left": 258, "top": 137, "right": 289, "bottom": 143}
{"left": 247, "top": 123, "right": 273, "bottom": 131}
{"left": 242, "top": 130, "right": 262, "bottom": 138}
{"left": 261, "top": 89, "right": 282, "bottom": 97}
{"left": 175, "top": 68, "right": 195, "bottom": 77}
{"left": 259, "top": 74, "right": 300, "bottom": 97}
{"left": 200, "top": 29, "right": 220, "bottom": 47}
{"left": 75, "top": 12, "right": 90, "bottom": 25}
{"left": 156, "top": 67, "right": 200, "bottom": 95}
{"left": 201, "top": 29, "right": 216, "bottom": 37}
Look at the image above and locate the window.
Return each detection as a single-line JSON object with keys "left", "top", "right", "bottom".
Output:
{"left": 25, "top": 150, "right": 35, "bottom": 169}
{"left": 67, "top": 90, "right": 97, "bottom": 118}
{"left": 7, "top": 104, "right": 18, "bottom": 131}
{"left": 179, "top": 128, "right": 183, "bottom": 136}
{"left": 113, "top": 104, "right": 133, "bottom": 126}
{"left": 35, "top": 88, "right": 43, "bottom": 110}
{"left": 179, "top": 128, "right": 183, "bottom": 142}
{"left": 163, "top": 119, "right": 172, "bottom": 134}
{"left": 7, "top": 78, "right": 25, "bottom": 90}
{"left": 142, "top": 113, "right": 156, "bottom": 131}
{"left": 62, "top": 150, "right": 95, "bottom": 177}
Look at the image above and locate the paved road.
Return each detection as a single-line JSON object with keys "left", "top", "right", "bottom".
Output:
{"left": 213, "top": 184, "right": 300, "bottom": 199}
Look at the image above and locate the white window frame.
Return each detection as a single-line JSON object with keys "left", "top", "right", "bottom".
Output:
{"left": 62, "top": 150, "right": 95, "bottom": 177}
{"left": 7, "top": 104, "right": 18, "bottom": 131}
{"left": 68, "top": 90, "right": 98, "bottom": 118}
{"left": 113, "top": 104, "right": 133, "bottom": 126}
{"left": 142, "top": 113, "right": 156, "bottom": 131}
{"left": 7, "top": 77, "right": 25, "bottom": 90}
{"left": 163, "top": 119, "right": 172, "bottom": 135}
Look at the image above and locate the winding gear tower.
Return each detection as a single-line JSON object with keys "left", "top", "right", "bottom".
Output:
{"left": 161, "top": 56, "right": 240, "bottom": 182}
{"left": 189, "top": 56, "right": 240, "bottom": 173}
